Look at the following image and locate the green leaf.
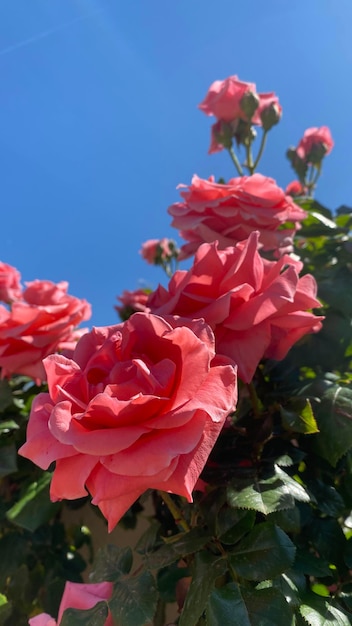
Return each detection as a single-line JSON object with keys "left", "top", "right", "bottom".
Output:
{"left": 207, "top": 583, "right": 295, "bottom": 626}
{"left": 0, "top": 594, "right": 12, "bottom": 626}
{"left": 226, "top": 465, "right": 309, "bottom": 514}
{"left": 0, "top": 419, "right": 19, "bottom": 434}
{"left": 144, "top": 528, "right": 212, "bottom": 570}
{"left": 134, "top": 520, "right": 161, "bottom": 556}
{"left": 0, "top": 380, "right": 13, "bottom": 412}
{"left": 312, "top": 384, "right": 352, "bottom": 466}
{"left": 299, "top": 595, "right": 351, "bottom": 626}
{"left": 280, "top": 399, "right": 319, "bottom": 434}
{"left": 109, "top": 570, "right": 157, "bottom": 626}
{"left": 229, "top": 523, "right": 296, "bottom": 581}
{"left": 272, "top": 572, "right": 304, "bottom": 607}
{"left": 294, "top": 549, "right": 331, "bottom": 578}
{"left": 6, "top": 471, "right": 60, "bottom": 531}
{"left": 318, "top": 268, "right": 352, "bottom": 317}
{"left": 157, "top": 562, "right": 189, "bottom": 603}
{"left": 0, "top": 533, "right": 28, "bottom": 588}
{"left": 306, "top": 480, "right": 345, "bottom": 517}
{"left": 267, "top": 507, "right": 301, "bottom": 533}
{"left": 306, "top": 519, "right": 346, "bottom": 567}
{"left": 310, "top": 211, "right": 337, "bottom": 229}
{"left": 0, "top": 443, "right": 17, "bottom": 477}
{"left": 179, "top": 551, "right": 227, "bottom": 626}
{"left": 61, "top": 601, "right": 109, "bottom": 626}
{"left": 298, "top": 198, "right": 333, "bottom": 219}
{"left": 344, "top": 538, "right": 352, "bottom": 568}
{"left": 89, "top": 545, "right": 132, "bottom": 583}
{"left": 206, "top": 583, "right": 251, "bottom": 626}
{"left": 215, "top": 507, "right": 256, "bottom": 545}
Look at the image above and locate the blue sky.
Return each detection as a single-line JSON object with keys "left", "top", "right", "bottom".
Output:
{"left": 0, "top": 0, "right": 351, "bottom": 326}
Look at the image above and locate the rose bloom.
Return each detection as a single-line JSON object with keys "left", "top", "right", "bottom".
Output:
{"left": 140, "top": 238, "right": 174, "bottom": 264}
{"left": 115, "top": 288, "right": 151, "bottom": 320}
{"left": 28, "top": 581, "right": 113, "bottom": 626}
{"left": 19, "top": 313, "right": 237, "bottom": 531}
{"left": 296, "top": 126, "right": 334, "bottom": 162}
{"left": 285, "top": 180, "right": 306, "bottom": 197}
{"left": 148, "top": 232, "right": 323, "bottom": 383}
{"left": 168, "top": 174, "right": 307, "bottom": 260}
{"left": 0, "top": 261, "right": 22, "bottom": 302}
{"left": 198, "top": 75, "right": 258, "bottom": 123}
{"left": 0, "top": 279, "right": 91, "bottom": 381}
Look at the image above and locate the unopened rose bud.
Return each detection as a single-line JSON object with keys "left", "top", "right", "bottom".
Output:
{"left": 286, "top": 147, "right": 297, "bottom": 164}
{"left": 286, "top": 147, "right": 308, "bottom": 182}
{"left": 234, "top": 118, "right": 254, "bottom": 147}
{"left": 213, "top": 120, "right": 234, "bottom": 149}
{"left": 240, "top": 90, "right": 260, "bottom": 121}
{"left": 260, "top": 102, "right": 281, "bottom": 131}
{"left": 306, "top": 141, "right": 328, "bottom": 165}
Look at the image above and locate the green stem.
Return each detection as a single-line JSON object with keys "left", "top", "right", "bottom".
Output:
{"left": 247, "top": 381, "right": 261, "bottom": 418}
{"left": 305, "top": 164, "right": 321, "bottom": 198}
{"left": 245, "top": 140, "right": 254, "bottom": 175}
{"left": 162, "top": 261, "right": 173, "bottom": 278}
{"left": 252, "top": 130, "right": 268, "bottom": 173}
{"left": 158, "top": 491, "right": 190, "bottom": 532}
{"left": 228, "top": 146, "right": 244, "bottom": 176}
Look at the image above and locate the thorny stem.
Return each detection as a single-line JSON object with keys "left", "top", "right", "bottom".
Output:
{"left": 158, "top": 491, "right": 190, "bottom": 532}
{"left": 228, "top": 146, "right": 244, "bottom": 176}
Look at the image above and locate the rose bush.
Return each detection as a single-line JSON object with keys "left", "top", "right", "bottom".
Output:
{"left": 19, "top": 312, "right": 237, "bottom": 530}
{"left": 0, "top": 261, "right": 22, "bottom": 303}
{"left": 0, "top": 279, "right": 91, "bottom": 381}
{"left": 148, "top": 232, "right": 323, "bottom": 382}
{"left": 28, "top": 581, "right": 113, "bottom": 626}
{"left": 168, "top": 173, "right": 307, "bottom": 259}
{"left": 3, "top": 70, "right": 351, "bottom": 626}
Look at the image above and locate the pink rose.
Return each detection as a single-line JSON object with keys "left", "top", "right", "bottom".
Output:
{"left": 19, "top": 313, "right": 237, "bottom": 531}
{"left": 140, "top": 238, "right": 175, "bottom": 264}
{"left": 168, "top": 174, "right": 307, "bottom": 260}
{"left": 198, "top": 75, "right": 258, "bottom": 123}
{"left": 28, "top": 581, "right": 113, "bottom": 626}
{"left": 285, "top": 180, "right": 306, "bottom": 197}
{"left": 0, "top": 261, "right": 22, "bottom": 302}
{"left": 115, "top": 288, "right": 151, "bottom": 320}
{"left": 296, "top": 126, "right": 334, "bottom": 162}
{"left": 148, "top": 232, "right": 323, "bottom": 383}
{"left": 0, "top": 279, "right": 91, "bottom": 381}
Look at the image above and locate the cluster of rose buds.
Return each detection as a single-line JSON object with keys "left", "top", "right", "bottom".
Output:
{"left": 198, "top": 75, "right": 282, "bottom": 157}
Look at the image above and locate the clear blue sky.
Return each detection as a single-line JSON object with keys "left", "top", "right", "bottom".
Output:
{"left": 0, "top": 0, "right": 351, "bottom": 326}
